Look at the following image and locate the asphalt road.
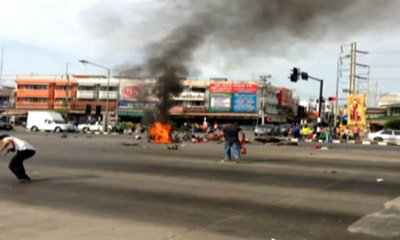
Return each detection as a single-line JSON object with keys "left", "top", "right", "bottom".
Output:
{"left": 0, "top": 130, "right": 399, "bottom": 240}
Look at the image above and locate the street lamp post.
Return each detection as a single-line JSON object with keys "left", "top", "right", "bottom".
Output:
{"left": 79, "top": 59, "right": 111, "bottom": 133}
{"left": 335, "top": 54, "right": 351, "bottom": 127}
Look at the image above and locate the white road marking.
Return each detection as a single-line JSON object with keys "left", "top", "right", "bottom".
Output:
{"left": 348, "top": 196, "right": 400, "bottom": 238}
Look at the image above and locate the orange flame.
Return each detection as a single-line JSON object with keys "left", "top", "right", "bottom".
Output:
{"left": 150, "top": 122, "right": 172, "bottom": 144}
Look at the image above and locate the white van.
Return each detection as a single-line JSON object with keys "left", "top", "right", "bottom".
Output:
{"left": 27, "top": 111, "right": 75, "bottom": 132}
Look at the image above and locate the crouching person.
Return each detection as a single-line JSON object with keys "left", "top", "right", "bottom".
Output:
{"left": 0, "top": 135, "right": 36, "bottom": 183}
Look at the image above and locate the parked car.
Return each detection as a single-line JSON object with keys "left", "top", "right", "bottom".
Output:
{"left": 0, "top": 120, "right": 13, "bottom": 130}
{"left": 278, "top": 123, "right": 292, "bottom": 136}
{"left": 254, "top": 124, "right": 277, "bottom": 137}
{"left": 368, "top": 129, "right": 400, "bottom": 143}
{"left": 78, "top": 121, "right": 112, "bottom": 133}
{"left": 27, "top": 111, "right": 75, "bottom": 132}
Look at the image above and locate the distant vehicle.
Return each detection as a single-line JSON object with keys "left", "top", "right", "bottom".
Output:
{"left": 254, "top": 124, "right": 277, "bottom": 137}
{"left": 368, "top": 129, "right": 400, "bottom": 143}
{"left": 278, "top": 123, "right": 292, "bottom": 136}
{"left": 78, "top": 121, "right": 112, "bottom": 133}
{"left": 0, "top": 120, "right": 13, "bottom": 130}
{"left": 27, "top": 111, "right": 75, "bottom": 132}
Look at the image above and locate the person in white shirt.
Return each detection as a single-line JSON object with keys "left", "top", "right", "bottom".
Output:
{"left": 0, "top": 135, "right": 36, "bottom": 183}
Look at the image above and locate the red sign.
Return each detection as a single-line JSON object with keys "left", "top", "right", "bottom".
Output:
{"left": 278, "top": 87, "right": 293, "bottom": 107}
{"left": 210, "top": 83, "right": 233, "bottom": 93}
{"left": 232, "top": 83, "right": 258, "bottom": 94}
{"left": 122, "top": 86, "right": 141, "bottom": 99}
{"left": 210, "top": 83, "right": 258, "bottom": 94}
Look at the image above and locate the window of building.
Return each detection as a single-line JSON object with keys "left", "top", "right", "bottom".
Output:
{"left": 55, "top": 98, "right": 72, "bottom": 103}
{"left": 100, "top": 86, "right": 118, "bottom": 91}
{"left": 23, "top": 98, "right": 48, "bottom": 103}
{"left": 57, "top": 86, "right": 73, "bottom": 90}
{"left": 25, "top": 85, "right": 48, "bottom": 90}
{"left": 78, "top": 86, "right": 95, "bottom": 91}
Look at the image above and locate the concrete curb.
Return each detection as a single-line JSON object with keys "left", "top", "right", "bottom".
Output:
{"left": 289, "top": 138, "right": 399, "bottom": 147}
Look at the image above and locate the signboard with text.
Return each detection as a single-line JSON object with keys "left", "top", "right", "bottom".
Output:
{"left": 209, "top": 93, "right": 232, "bottom": 112}
{"left": 233, "top": 93, "right": 257, "bottom": 112}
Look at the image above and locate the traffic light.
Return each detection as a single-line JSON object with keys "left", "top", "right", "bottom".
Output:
{"left": 301, "top": 72, "right": 308, "bottom": 80}
{"left": 328, "top": 97, "right": 337, "bottom": 102}
{"left": 95, "top": 105, "right": 102, "bottom": 116}
{"left": 290, "top": 68, "right": 300, "bottom": 82}
{"left": 85, "top": 105, "right": 91, "bottom": 115}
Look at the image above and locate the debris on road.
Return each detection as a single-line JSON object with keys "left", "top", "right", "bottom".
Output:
{"left": 60, "top": 133, "right": 68, "bottom": 138}
{"left": 376, "top": 178, "right": 384, "bottom": 182}
{"left": 167, "top": 144, "right": 179, "bottom": 150}
{"left": 123, "top": 142, "right": 140, "bottom": 147}
{"left": 321, "top": 147, "right": 329, "bottom": 150}
{"left": 255, "top": 137, "right": 281, "bottom": 144}
{"left": 271, "top": 142, "right": 298, "bottom": 146}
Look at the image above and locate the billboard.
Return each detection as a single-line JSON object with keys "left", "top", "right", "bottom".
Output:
{"left": 347, "top": 94, "right": 367, "bottom": 127}
{"left": 119, "top": 79, "right": 158, "bottom": 102}
{"left": 209, "top": 93, "right": 232, "bottom": 112}
{"left": 210, "top": 83, "right": 233, "bottom": 93}
{"left": 278, "top": 87, "right": 293, "bottom": 107}
{"left": 210, "top": 82, "right": 258, "bottom": 94}
{"left": 232, "top": 83, "right": 258, "bottom": 94}
{"left": 233, "top": 94, "right": 257, "bottom": 112}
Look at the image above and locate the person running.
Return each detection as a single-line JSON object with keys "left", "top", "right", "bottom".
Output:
{"left": 222, "top": 122, "right": 246, "bottom": 163}
{"left": 0, "top": 135, "right": 36, "bottom": 183}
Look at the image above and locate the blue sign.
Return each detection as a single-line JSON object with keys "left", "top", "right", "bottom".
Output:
{"left": 233, "top": 94, "right": 257, "bottom": 112}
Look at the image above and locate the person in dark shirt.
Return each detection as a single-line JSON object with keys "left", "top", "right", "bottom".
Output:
{"left": 222, "top": 123, "right": 246, "bottom": 163}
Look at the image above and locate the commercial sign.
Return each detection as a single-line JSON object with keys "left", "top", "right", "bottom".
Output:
{"left": 233, "top": 94, "right": 257, "bottom": 112}
{"left": 119, "top": 79, "right": 158, "bottom": 102}
{"left": 118, "top": 101, "right": 157, "bottom": 110}
{"left": 232, "top": 83, "right": 258, "bottom": 94}
{"left": 347, "top": 94, "right": 367, "bottom": 128}
{"left": 210, "top": 83, "right": 233, "bottom": 93}
{"left": 209, "top": 83, "right": 258, "bottom": 94}
{"left": 172, "top": 91, "right": 205, "bottom": 101}
{"left": 278, "top": 87, "right": 293, "bottom": 107}
{"left": 209, "top": 93, "right": 232, "bottom": 112}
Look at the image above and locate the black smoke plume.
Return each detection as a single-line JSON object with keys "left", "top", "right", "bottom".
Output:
{"left": 87, "top": 0, "right": 400, "bottom": 121}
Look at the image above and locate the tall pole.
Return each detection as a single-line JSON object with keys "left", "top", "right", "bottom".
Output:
{"left": 349, "top": 42, "right": 357, "bottom": 95}
{"left": 105, "top": 69, "right": 110, "bottom": 133}
{"left": 334, "top": 58, "right": 340, "bottom": 126}
{"left": 367, "top": 67, "right": 370, "bottom": 107}
{"left": 65, "top": 62, "right": 70, "bottom": 110}
{"left": 375, "top": 79, "right": 379, "bottom": 107}
{"left": 318, "top": 80, "right": 323, "bottom": 119}
{"left": 0, "top": 47, "right": 4, "bottom": 87}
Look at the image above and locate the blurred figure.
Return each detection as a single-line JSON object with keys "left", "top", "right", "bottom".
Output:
{"left": 222, "top": 123, "right": 246, "bottom": 163}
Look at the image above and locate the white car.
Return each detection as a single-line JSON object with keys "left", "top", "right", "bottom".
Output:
{"left": 78, "top": 121, "right": 112, "bottom": 133}
{"left": 368, "top": 129, "right": 400, "bottom": 143}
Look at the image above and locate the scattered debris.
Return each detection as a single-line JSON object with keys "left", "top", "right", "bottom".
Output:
{"left": 314, "top": 144, "right": 321, "bottom": 149}
{"left": 321, "top": 147, "right": 329, "bottom": 150}
{"left": 134, "top": 135, "right": 142, "bottom": 140}
{"left": 123, "top": 142, "right": 140, "bottom": 146}
{"left": 324, "top": 170, "right": 338, "bottom": 174}
{"left": 167, "top": 144, "right": 179, "bottom": 150}
{"left": 255, "top": 137, "right": 281, "bottom": 144}
{"left": 376, "top": 178, "right": 384, "bottom": 182}
{"left": 60, "top": 133, "right": 68, "bottom": 138}
{"left": 271, "top": 142, "right": 298, "bottom": 146}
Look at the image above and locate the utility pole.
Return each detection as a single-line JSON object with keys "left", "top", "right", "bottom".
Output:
{"left": 349, "top": 42, "right": 357, "bottom": 95}
{"left": 259, "top": 75, "right": 271, "bottom": 125}
{"left": 375, "top": 79, "right": 379, "bottom": 107}
{"left": 65, "top": 62, "right": 70, "bottom": 110}
{"left": 0, "top": 47, "right": 4, "bottom": 87}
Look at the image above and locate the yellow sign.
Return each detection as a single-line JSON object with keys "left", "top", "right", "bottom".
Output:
{"left": 347, "top": 94, "right": 367, "bottom": 128}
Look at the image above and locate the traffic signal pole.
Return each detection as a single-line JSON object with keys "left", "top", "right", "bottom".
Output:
{"left": 308, "top": 76, "right": 324, "bottom": 119}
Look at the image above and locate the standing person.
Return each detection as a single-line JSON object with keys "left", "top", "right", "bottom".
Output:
{"left": 0, "top": 135, "right": 36, "bottom": 183}
{"left": 294, "top": 124, "right": 300, "bottom": 139}
{"left": 353, "top": 124, "right": 360, "bottom": 141}
{"left": 222, "top": 123, "right": 245, "bottom": 163}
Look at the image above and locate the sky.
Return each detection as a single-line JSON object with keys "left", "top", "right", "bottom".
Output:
{"left": 1, "top": 0, "right": 400, "bottom": 106}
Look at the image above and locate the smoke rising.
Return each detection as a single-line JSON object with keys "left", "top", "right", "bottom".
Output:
{"left": 88, "top": 0, "right": 400, "bottom": 121}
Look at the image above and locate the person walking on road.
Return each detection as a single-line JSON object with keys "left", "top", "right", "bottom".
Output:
{"left": 0, "top": 135, "right": 36, "bottom": 183}
{"left": 222, "top": 123, "right": 245, "bottom": 163}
